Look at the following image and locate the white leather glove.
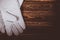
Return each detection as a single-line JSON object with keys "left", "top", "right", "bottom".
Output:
{"left": 0, "top": 0, "right": 25, "bottom": 36}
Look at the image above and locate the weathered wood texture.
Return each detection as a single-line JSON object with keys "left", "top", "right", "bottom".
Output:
{"left": 22, "top": 1, "right": 55, "bottom": 27}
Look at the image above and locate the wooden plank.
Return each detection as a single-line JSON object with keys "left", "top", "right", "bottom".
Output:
{"left": 22, "top": 1, "right": 54, "bottom": 11}
{"left": 23, "top": 11, "right": 53, "bottom": 17}
{"left": 24, "top": 0, "right": 55, "bottom": 2}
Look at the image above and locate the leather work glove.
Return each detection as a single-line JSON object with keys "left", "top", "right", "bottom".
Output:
{"left": 0, "top": 0, "right": 26, "bottom": 36}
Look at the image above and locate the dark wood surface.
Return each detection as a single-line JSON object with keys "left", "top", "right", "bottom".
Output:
{"left": 22, "top": 1, "right": 55, "bottom": 27}
{"left": 0, "top": 0, "right": 56, "bottom": 40}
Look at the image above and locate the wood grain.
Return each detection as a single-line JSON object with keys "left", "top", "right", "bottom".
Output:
{"left": 22, "top": 1, "right": 55, "bottom": 27}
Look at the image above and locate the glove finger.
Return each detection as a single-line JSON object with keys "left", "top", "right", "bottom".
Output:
{"left": 0, "top": 23, "right": 5, "bottom": 33}
{"left": 5, "top": 22, "right": 12, "bottom": 36}
{"left": 18, "top": 20, "right": 26, "bottom": 30}
{"left": 11, "top": 24, "right": 19, "bottom": 36}
{"left": 0, "top": 11, "right": 5, "bottom": 33}
{"left": 14, "top": 22, "right": 23, "bottom": 33}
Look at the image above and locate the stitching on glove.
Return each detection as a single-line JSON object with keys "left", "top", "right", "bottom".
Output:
{"left": 6, "top": 11, "right": 19, "bottom": 21}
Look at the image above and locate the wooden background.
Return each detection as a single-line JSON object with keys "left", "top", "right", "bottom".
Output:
{"left": 22, "top": 0, "right": 55, "bottom": 27}
{"left": 0, "top": 0, "right": 56, "bottom": 40}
